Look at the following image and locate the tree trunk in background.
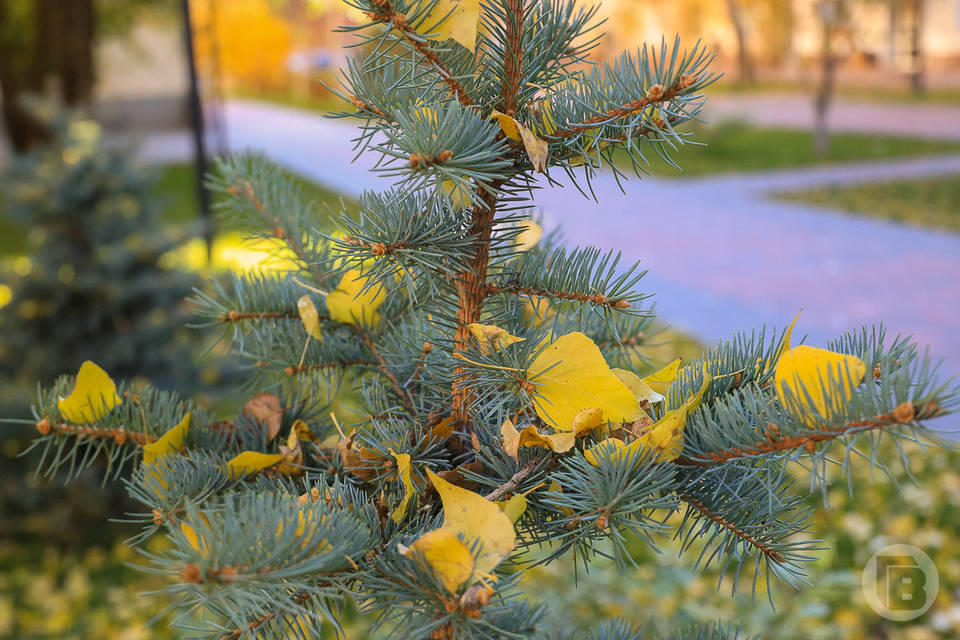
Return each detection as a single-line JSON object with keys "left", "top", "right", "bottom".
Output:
{"left": 0, "top": 0, "right": 96, "bottom": 152}
{"left": 908, "top": 0, "right": 925, "bottom": 94}
{"left": 813, "top": 1, "right": 840, "bottom": 158}
{"left": 725, "top": 0, "right": 755, "bottom": 83}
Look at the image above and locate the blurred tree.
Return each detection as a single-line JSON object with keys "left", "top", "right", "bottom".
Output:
{"left": 0, "top": 0, "right": 168, "bottom": 152}
{"left": 813, "top": 0, "right": 852, "bottom": 156}
{"left": 0, "top": 101, "right": 199, "bottom": 391}
{"left": 724, "top": 0, "right": 754, "bottom": 83}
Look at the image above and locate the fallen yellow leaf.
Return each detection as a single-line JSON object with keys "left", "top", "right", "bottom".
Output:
{"left": 643, "top": 358, "right": 681, "bottom": 395}
{"left": 514, "top": 220, "right": 543, "bottom": 252}
{"left": 774, "top": 345, "right": 867, "bottom": 424}
{"left": 57, "top": 361, "right": 121, "bottom": 424}
{"left": 142, "top": 413, "right": 191, "bottom": 464}
{"left": 611, "top": 368, "right": 664, "bottom": 406}
{"left": 413, "top": 0, "right": 480, "bottom": 52}
{"left": 225, "top": 451, "right": 284, "bottom": 479}
{"left": 391, "top": 452, "right": 416, "bottom": 523}
{"left": 426, "top": 469, "right": 515, "bottom": 577}
{"left": 632, "top": 374, "right": 712, "bottom": 462}
{"left": 467, "top": 323, "right": 524, "bottom": 354}
{"left": 297, "top": 294, "right": 324, "bottom": 341}
{"left": 402, "top": 528, "right": 475, "bottom": 593}
{"left": 527, "top": 332, "right": 641, "bottom": 431}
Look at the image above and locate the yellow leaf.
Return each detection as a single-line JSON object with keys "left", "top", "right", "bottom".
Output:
{"left": 490, "top": 111, "right": 549, "bottom": 172}
{"left": 181, "top": 522, "right": 202, "bottom": 552}
{"left": 57, "top": 361, "right": 121, "bottom": 424}
{"left": 467, "top": 323, "right": 524, "bottom": 355}
{"left": 584, "top": 437, "right": 625, "bottom": 467}
{"left": 500, "top": 417, "right": 521, "bottom": 463}
{"left": 498, "top": 494, "right": 527, "bottom": 524}
{"left": 426, "top": 469, "right": 515, "bottom": 577}
{"left": 774, "top": 345, "right": 867, "bottom": 424}
{"left": 431, "top": 415, "right": 457, "bottom": 439}
{"left": 297, "top": 295, "right": 324, "bottom": 341}
{"left": 242, "top": 393, "right": 284, "bottom": 442}
{"left": 225, "top": 451, "right": 283, "bottom": 479}
{"left": 326, "top": 269, "right": 386, "bottom": 328}
{"left": 527, "top": 332, "right": 641, "bottom": 431}
{"left": 611, "top": 368, "right": 664, "bottom": 405}
{"left": 521, "top": 296, "right": 553, "bottom": 328}
{"left": 490, "top": 110, "right": 521, "bottom": 141}
{"left": 643, "top": 358, "right": 681, "bottom": 395}
{"left": 391, "top": 452, "right": 416, "bottom": 524}
{"left": 142, "top": 413, "right": 191, "bottom": 464}
{"left": 632, "top": 374, "right": 712, "bottom": 462}
{"left": 439, "top": 178, "right": 472, "bottom": 210}
{"left": 402, "top": 528, "right": 475, "bottom": 593}
{"left": 514, "top": 220, "right": 543, "bottom": 252}
{"left": 413, "top": 0, "right": 480, "bottom": 51}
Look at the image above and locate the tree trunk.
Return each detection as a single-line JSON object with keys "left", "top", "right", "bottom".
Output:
{"left": 813, "top": 3, "right": 838, "bottom": 157}
{"left": 0, "top": 0, "right": 96, "bottom": 152}
{"left": 908, "top": 0, "right": 925, "bottom": 94}
{"left": 724, "top": 0, "right": 754, "bottom": 83}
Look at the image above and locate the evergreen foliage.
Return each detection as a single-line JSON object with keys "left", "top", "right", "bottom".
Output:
{"left": 0, "top": 101, "right": 199, "bottom": 390}
{"left": 21, "top": 2, "right": 958, "bottom": 638}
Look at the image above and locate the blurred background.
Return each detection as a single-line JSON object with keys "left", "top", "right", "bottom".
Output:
{"left": 0, "top": 0, "right": 958, "bottom": 638}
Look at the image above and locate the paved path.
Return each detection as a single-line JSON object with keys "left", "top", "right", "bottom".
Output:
{"left": 150, "top": 101, "right": 960, "bottom": 389}
{"left": 705, "top": 93, "right": 960, "bottom": 141}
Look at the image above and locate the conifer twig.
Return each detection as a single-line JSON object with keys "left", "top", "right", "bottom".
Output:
{"left": 678, "top": 493, "right": 785, "bottom": 564}
{"left": 485, "top": 282, "right": 631, "bottom": 309}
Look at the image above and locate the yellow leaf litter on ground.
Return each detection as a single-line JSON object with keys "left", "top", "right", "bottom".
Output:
{"left": 57, "top": 360, "right": 121, "bottom": 424}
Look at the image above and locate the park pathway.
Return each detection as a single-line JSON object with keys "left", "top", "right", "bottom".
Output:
{"left": 153, "top": 100, "right": 960, "bottom": 390}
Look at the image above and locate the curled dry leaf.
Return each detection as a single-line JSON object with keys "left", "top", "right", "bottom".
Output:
{"left": 242, "top": 393, "right": 284, "bottom": 443}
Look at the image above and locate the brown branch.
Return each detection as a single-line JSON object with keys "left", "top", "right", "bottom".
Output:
{"left": 368, "top": 1, "right": 474, "bottom": 106}
{"left": 228, "top": 181, "right": 330, "bottom": 286}
{"left": 677, "top": 401, "right": 931, "bottom": 467}
{"left": 217, "top": 310, "right": 300, "bottom": 322}
{"left": 485, "top": 282, "right": 631, "bottom": 309}
{"left": 550, "top": 76, "right": 695, "bottom": 140}
{"left": 339, "top": 235, "right": 413, "bottom": 257}
{"left": 284, "top": 360, "right": 369, "bottom": 376}
{"left": 484, "top": 457, "right": 541, "bottom": 501}
{"left": 35, "top": 418, "right": 156, "bottom": 446}
{"left": 349, "top": 95, "right": 390, "bottom": 119}
{"left": 217, "top": 591, "right": 314, "bottom": 640}
{"left": 359, "top": 330, "right": 416, "bottom": 414}
{"left": 451, "top": 186, "right": 502, "bottom": 428}
{"left": 501, "top": 0, "right": 525, "bottom": 116}
{"left": 678, "top": 493, "right": 785, "bottom": 564}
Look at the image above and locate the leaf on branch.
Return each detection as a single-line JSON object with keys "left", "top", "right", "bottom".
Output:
{"left": 297, "top": 295, "right": 324, "bottom": 341}
{"left": 426, "top": 469, "right": 516, "bottom": 577}
{"left": 391, "top": 451, "right": 416, "bottom": 523}
{"left": 611, "top": 368, "right": 664, "bottom": 406}
{"left": 242, "top": 393, "right": 284, "bottom": 443}
{"left": 497, "top": 493, "right": 528, "bottom": 524}
{"left": 490, "top": 110, "right": 549, "bottom": 172}
{"left": 527, "top": 332, "right": 642, "bottom": 430}
{"left": 439, "top": 178, "right": 472, "bottom": 210}
{"left": 142, "top": 413, "right": 191, "bottom": 464}
{"left": 586, "top": 374, "right": 711, "bottom": 466}
{"left": 467, "top": 323, "right": 524, "bottom": 355}
{"left": 57, "top": 361, "right": 121, "bottom": 424}
{"left": 326, "top": 269, "right": 386, "bottom": 328}
{"left": 774, "top": 345, "right": 867, "bottom": 424}
{"left": 501, "top": 412, "right": 603, "bottom": 461}
{"left": 412, "top": 0, "right": 480, "bottom": 52}
{"left": 400, "top": 528, "right": 475, "bottom": 594}
{"left": 225, "top": 451, "right": 284, "bottom": 479}
{"left": 337, "top": 429, "right": 379, "bottom": 481}
{"left": 275, "top": 426, "right": 305, "bottom": 477}
{"left": 643, "top": 358, "right": 681, "bottom": 395}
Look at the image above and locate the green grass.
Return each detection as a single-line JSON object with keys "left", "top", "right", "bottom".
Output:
{"left": 613, "top": 121, "right": 960, "bottom": 177}
{"left": 705, "top": 80, "right": 960, "bottom": 105}
{"left": 776, "top": 174, "right": 960, "bottom": 232}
